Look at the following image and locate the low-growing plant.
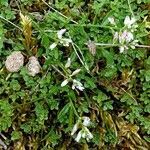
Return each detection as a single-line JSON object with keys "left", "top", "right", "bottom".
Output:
{"left": 0, "top": 0, "right": 150, "bottom": 149}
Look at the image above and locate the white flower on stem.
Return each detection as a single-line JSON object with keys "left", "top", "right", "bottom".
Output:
{"left": 113, "top": 32, "right": 119, "bottom": 41}
{"left": 75, "top": 130, "right": 82, "bottom": 142}
{"left": 119, "top": 45, "right": 128, "bottom": 53}
{"left": 57, "top": 29, "right": 66, "bottom": 39}
{"left": 61, "top": 79, "right": 69, "bottom": 87}
{"left": 72, "top": 79, "right": 84, "bottom": 91}
{"left": 50, "top": 42, "right": 57, "bottom": 50}
{"left": 82, "top": 117, "right": 91, "bottom": 127}
{"left": 71, "top": 117, "right": 93, "bottom": 142}
{"left": 84, "top": 127, "right": 93, "bottom": 141}
{"left": 130, "top": 40, "right": 138, "bottom": 49}
{"left": 124, "top": 16, "right": 136, "bottom": 28}
{"left": 108, "top": 17, "right": 116, "bottom": 25}
{"left": 119, "top": 30, "right": 134, "bottom": 44}
{"left": 65, "top": 58, "right": 71, "bottom": 68}
{"left": 71, "top": 69, "right": 81, "bottom": 76}
{"left": 50, "top": 29, "right": 72, "bottom": 50}
{"left": 71, "top": 122, "right": 79, "bottom": 136}
{"left": 57, "top": 29, "right": 72, "bottom": 47}
{"left": 125, "top": 31, "right": 134, "bottom": 42}
{"left": 60, "top": 38, "right": 72, "bottom": 47}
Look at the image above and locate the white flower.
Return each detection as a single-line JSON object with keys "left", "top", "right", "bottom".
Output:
{"left": 60, "top": 38, "right": 72, "bottom": 47}
{"left": 75, "top": 130, "right": 82, "bottom": 142}
{"left": 71, "top": 69, "right": 81, "bottom": 76}
{"left": 50, "top": 29, "right": 72, "bottom": 49}
{"left": 50, "top": 42, "right": 57, "bottom": 50}
{"left": 72, "top": 79, "right": 84, "bottom": 91}
{"left": 57, "top": 29, "right": 72, "bottom": 47}
{"left": 113, "top": 32, "right": 119, "bottom": 42}
{"left": 130, "top": 40, "right": 138, "bottom": 49}
{"left": 125, "top": 31, "right": 134, "bottom": 42}
{"left": 84, "top": 127, "right": 93, "bottom": 141}
{"left": 26, "top": 56, "right": 41, "bottom": 76}
{"left": 71, "top": 117, "right": 93, "bottom": 143}
{"left": 108, "top": 17, "right": 115, "bottom": 25}
{"left": 75, "top": 127, "right": 93, "bottom": 142}
{"left": 5, "top": 51, "right": 24, "bottom": 72}
{"left": 124, "top": 16, "right": 136, "bottom": 28}
{"left": 65, "top": 58, "right": 71, "bottom": 68}
{"left": 61, "top": 79, "right": 69, "bottom": 87}
{"left": 82, "top": 117, "right": 91, "bottom": 127}
{"left": 71, "top": 123, "right": 79, "bottom": 136}
{"left": 119, "top": 45, "right": 128, "bottom": 53}
{"left": 57, "top": 29, "right": 66, "bottom": 39}
{"left": 119, "top": 46, "right": 125, "bottom": 53}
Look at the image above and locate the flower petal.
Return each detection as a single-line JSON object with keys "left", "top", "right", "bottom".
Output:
{"left": 75, "top": 130, "right": 82, "bottom": 142}
{"left": 57, "top": 29, "right": 66, "bottom": 39}
{"left": 50, "top": 43, "right": 57, "bottom": 50}
{"left": 71, "top": 69, "right": 81, "bottom": 76}
{"left": 61, "top": 79, "right": 69, "bottom": 87}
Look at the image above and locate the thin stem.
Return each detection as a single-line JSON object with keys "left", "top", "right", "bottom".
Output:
{"left": 94, "top": 43, "right": 118, "bottom": 47}
{"left": 42, "top": 0, "right": 78, "bottom": 24}
{"left": 135, "top": 44, "right": 150, "bottom": 48}
{"left": 127, "top": 0, "right": 134, "bottom": 17}
{"left": 71, "top": 42, "right": 85, "bottom": 68}
{"left": 42, "top": 55, "right": 67, "bottom": 78}
{"left": 0, "top": 15, "right": 22, "bottom": 31}
{"left": 70, "top": 98, "right": 79, "bottom": 118}
{"left": 121, "top": 88, "right": 137, "bottom": 105}
{"left": 52, "top": 65, "right": 67, "bottom": 78}
{"left": 86, "top": 42, "right": 150, "bottom": 49}
{"left": 67, "top": 33, "right": 89, "bottom": 71}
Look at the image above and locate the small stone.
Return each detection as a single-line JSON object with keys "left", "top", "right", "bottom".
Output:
{"left": 26, "top": 56, "right": 41, "bottom": 76}
{"left": 5, "top": 51, "right": 24, "bottom": 72}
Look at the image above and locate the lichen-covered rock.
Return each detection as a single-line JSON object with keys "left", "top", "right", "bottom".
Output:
{"left": 26, "top": 56, "right": 40, "bottom": 76}
{"left": 5, "top": 51, "right": 24, "bottom": 72}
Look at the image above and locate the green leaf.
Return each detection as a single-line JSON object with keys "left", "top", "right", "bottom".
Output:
{"left": 58, "top": 102, "right": 71, "bottom": 122}
{"left": 11, "top": 131, "right": 22, "bottom": 141}
{"left": 41, "top": 34, "right": 50, "bottom": 49}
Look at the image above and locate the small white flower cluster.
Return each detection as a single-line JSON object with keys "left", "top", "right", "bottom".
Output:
{"left": 108, "top": 16, "right": 138, "bottom": 53}
{"left": 50, "top": 29, "right": 72, "bottom": 50}
{"left": 61, "top": 58, "right": 84, "bottom": 91}
{"left": 5, "top": 51, "right": 40, "bottom": 76}
{"left": 71, "top": 117, "right": 93, "bottom": 142}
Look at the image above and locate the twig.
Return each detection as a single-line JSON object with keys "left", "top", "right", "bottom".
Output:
{"left": 42, "top": 0, "right": 78, "bottom": 24}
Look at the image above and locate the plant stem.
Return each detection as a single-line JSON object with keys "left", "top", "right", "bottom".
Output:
{"left": 0, "top": 15, "right": 22, "bottom": 31}
{"left": 42, "top": 0, "right": 78, "bottom": 24}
